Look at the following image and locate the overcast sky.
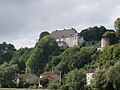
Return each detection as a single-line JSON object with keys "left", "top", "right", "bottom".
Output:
{"left": 0, "top": 0, "right": 120, "bottom": 49}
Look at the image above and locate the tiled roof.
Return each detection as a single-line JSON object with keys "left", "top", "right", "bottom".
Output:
{"left": 17, "top": 74, "right": 34, "bottom": 78}
{"left": 51, "top": 28, "right": 77, "bottom": 39}
{"left": 40, "top": 71, "right": 60, "bottom": 82}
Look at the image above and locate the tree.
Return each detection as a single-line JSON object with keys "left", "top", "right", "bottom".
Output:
{"left": 39, "top": 31, "right": 50, "bottom": 40}
{"left": 62, "top": 69, "right": 86, "bottom": 90}
{"left": 54, "top": 46, "right": 81, "bottom": 74}
{"left": 10, "top": 48, "right": 32, "bottom": 73}
{"left": 114, "top": 18, "right": 120, "bottom": 32}
{"left": 80, "top": 26, "right": 107, "bottom": 41}
{"left": 44, "top": 56, "right": 61, "bottom": 71}
{"left": 26, "top": 35, "right": 60, "bottom": 75}
{"left": 114, "top": 18, "right": 120, "bottom": 37}
{"left": 91, "top": 69, "right": 110, "bottom": 90}
{"left": 0, "top": 63, "right": 18, "bottom": 87}
{"left": 106, "top": 61, "right": 120, "bottom": 90}
{"left": 102, "top": 31, "right": 118, "bottom": 45}
{"left": 53, "top": 47, "right": 97, "bottom": 74}
{"left": 17, "top": 78, "right": 29, "bottom": 88}
{"left": 40, "top": 77, "right": 49, "bottom": 88}
{"left": 0, "top": 42, "right": 16, "bottom": 64}
{"left": 95, "top": 44, "right": 120, "bottom": 68}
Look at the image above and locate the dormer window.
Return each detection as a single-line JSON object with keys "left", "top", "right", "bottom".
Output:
{"left": 61, "top": 35, "right": 63, "bottom": 38}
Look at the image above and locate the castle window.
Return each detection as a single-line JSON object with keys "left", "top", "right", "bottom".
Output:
{"left": 60, "top": 35, "right": 63, "bottom": 38}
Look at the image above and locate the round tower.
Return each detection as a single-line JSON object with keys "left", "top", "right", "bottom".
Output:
{"left": 101, "top": 38, "right": 109, "bottom": 48}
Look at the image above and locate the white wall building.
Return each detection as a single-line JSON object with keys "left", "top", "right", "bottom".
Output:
{"left": 51, "top": 28, "right": 84, "bottom": 47}
{"left": 86, "top": 72, "right": 94, "bottom": 86}
{"left": 97, "top": 38, "right": 109, "bottom": 51}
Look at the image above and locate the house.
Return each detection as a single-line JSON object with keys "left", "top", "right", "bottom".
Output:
{"left": 97, "top": 38, "right": 109, "bottom": 51}
{"left": 86, "top": 70, "right": 95, "bottom": 86}
{"left": 51, "top": 28, "right": 84, "bottom": 47}
{"left": 39, "top": 71, "right": 61, "bottom": 87}
{"left": 16, "top": 73, "right": 39, "bottom": 85}
{"left": 86, "top": 66, "right": 107, "bottom": 86}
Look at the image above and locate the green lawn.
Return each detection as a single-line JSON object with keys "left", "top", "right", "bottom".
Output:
{"left": 0, "top": 88, "right": 49, "bottom": 90}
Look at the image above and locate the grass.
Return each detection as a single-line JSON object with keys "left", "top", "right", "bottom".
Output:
{"left": 0, "top": 88, "right": 49, "bottom": 90}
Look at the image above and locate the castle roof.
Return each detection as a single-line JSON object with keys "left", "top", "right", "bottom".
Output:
{"left": 51, "top": 28, "right": 78, "bottom": 39}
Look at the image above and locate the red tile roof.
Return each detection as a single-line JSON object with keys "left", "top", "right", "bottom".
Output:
{"left": 40, "top": 71, "right": 60, "bottom": 82}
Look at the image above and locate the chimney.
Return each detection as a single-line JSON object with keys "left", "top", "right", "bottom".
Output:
{"left": 71, "top": 28, "right": 74, "bottom": 30}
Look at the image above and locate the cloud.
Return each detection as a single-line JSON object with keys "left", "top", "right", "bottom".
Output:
{"left": 11, "top": 39, "right": 35, "bottom": 49}
{"left": 0, "top": 0, "right": 120, "bottom": 49}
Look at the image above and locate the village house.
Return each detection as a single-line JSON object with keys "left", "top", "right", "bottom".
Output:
{"left": 39, "top": 71, "right": 61, "bottom": 87}
{"left": 86, "top": 70, "right": 94, "bottom": 86}
{"left": 86, "top": 66, "right": 107, "bottom": 86}
{"left": 51, "top": 28, "right": 84, "bottom": 47}
{"left": 16, "top": 73, "right": 39, "bottom": 85}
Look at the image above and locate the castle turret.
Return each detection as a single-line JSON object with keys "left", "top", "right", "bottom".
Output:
{"left": 101, "top": 38, "right": 109, "bottom": 48}
{"left": 97, "top": 38, "right": 109, "bottom": 51}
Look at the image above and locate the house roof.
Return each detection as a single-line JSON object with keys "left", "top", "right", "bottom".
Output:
{"left": 86, "top": 65, "right": 108, "bottom": 73}
{"left": 86, "top": 69, "right": 96, "bottom": 73}
{"left": 17, "top": 74, "right": 37, "bottom": 78}
{"left": 51, "top": 28, "right": 78, "bottom": 39}
{"left": 40, "top": 71, "right": 60, "bottom": 82}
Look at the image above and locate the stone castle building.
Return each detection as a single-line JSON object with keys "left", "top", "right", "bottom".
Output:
{"left": 51, "top": 28, "right": 84, "bottom": 47}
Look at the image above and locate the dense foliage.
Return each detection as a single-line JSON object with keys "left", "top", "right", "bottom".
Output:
{"left": 0, "top": 24, "right": 120, "bottom": 89}
{"left": 60, "top": 69, "right": 86, "bottom": 90}
{"left": 0, "top": 63, "right": 18, "bottom": 87}
{"left": 0, "top": 42, "right": 16, "bottom": 64}
{"left": 26, "top": 35, "right": 60, "bottom": 75}
{"left": 91, "top": 44, "right": 120, "bottom": 68}
{"left": 114, "top": 18, "right": 120, "bottom": 37}
{"left": 39, "top": 31, "right": 50, "bottom": 40}
{"left": 10, "top": 48, "right": 32, "bottom": 73}
{"left": 45, "top": 46, "right": 98, "bottom": 74}
{"left": 102, "top": 31, "right": 118, "bottom": 45}
{"left": 92, "top": 61, "right": 120, "bottom": 90}
{"left": 80, "top": 26, "right": 108, "bottom": 41}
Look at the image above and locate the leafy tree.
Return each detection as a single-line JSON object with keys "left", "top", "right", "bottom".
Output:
{"left": 114, "top": 18, "right": 120, "bottom": 37}
{"left": 0, "top": 63, "right": 18, "bottom": 87}
{"left": 93, "top": 44, "right": 120, "bottom": 68}
{"left": 44, "top": 56, "right": 61, "bottom": 71}
{"left": 80, "top": 26, "right": 107, "bottom": 41}
{"left": 52, "top": 47, "right": 97, "bottom": 74}
{"left": 106, "top": 61, "right": 120, "bottom": 90}
{"left": 17, "top": 78, "right": 29, "bottom": 88}
{"left": 39, "top": 31, "right": 50, "bottom": 40}
{"left": 54, "top": 46, "right": 81, "bottom": 73}
{"left": 26, "top": 35, "right": 60, "bottom": 75}
{"left": 0, "top": 42, "right": 16, "bottom": 52}
{"left": 10, "top": 48, "right": 32, "bottom": 73}
{"left": 40, "top": 77, "right": 49, "bottom": 88}
{"left": 0, "top": 42, "right": 16, "bottom": 64}
{"left": 62, "top": 69, "right": 86, "bottom": 90}
{"left": 91, "top": 69, "right": 110, "bottom": 90}
{"left": 102, "top": 31, "right": 118, "bottom": 45}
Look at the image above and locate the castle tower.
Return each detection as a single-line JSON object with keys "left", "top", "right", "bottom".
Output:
{"left": 101, "top": 38, "right": 109, "bottom": 48}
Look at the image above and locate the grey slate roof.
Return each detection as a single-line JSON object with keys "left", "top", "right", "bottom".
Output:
{"left": 51, "top": 28, "right": 78, "bottom": 39}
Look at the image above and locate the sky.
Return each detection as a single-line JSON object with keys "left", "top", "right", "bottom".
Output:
{"left": 0, "top": 0, "right": 120, "bottom": 49}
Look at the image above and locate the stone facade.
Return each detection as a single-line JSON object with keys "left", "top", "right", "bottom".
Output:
{"left": 97, "top": 38, "right": 109, "bottom": 51}
{"left": 86, "top": 72, "right": 94, "bottom": 86}
{"left": 51, "top": 28, "right": 84, "bottom": 47}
